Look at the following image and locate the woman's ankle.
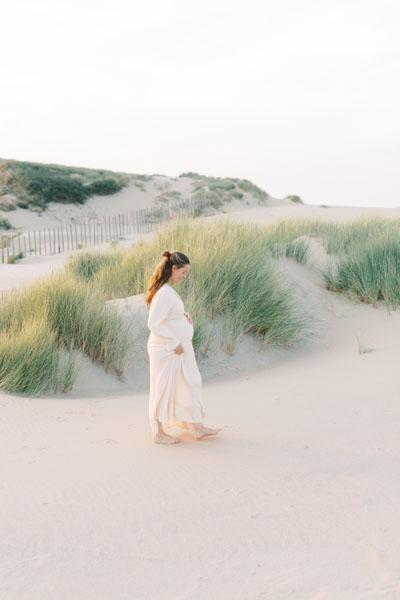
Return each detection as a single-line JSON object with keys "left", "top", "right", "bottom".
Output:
{"left": 191, "top": 421, "right": 203, "bottom": 432}
{"left": 156, "top": 419, "right": 165, "bottom": 434}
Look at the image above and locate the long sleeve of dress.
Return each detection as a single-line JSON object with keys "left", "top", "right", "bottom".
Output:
{"left": 148, "top": 287, "right": 181, "bottom": 351}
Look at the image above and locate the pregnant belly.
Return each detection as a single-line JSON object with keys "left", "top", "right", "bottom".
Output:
{"left": 148, "top": 316, "right": 194, "bottom": 349}
{"left": 167, "top": 317, "right": 194, "bottom": 343}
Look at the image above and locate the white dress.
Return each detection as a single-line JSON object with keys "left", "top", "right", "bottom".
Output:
{"left": 147, "top": 283, "right": 206, "bottom": 435}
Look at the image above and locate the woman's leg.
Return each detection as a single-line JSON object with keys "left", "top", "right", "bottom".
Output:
{"left": 152, "top": 419, "right": 182, "bottom": 444}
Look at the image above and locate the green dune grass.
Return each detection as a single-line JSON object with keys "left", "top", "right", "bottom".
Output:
{"left": 0, "top": 158, "right": 130, "bottom": 210}
{"left": 2, "top": 216, "right": 399, "bottom": 397}
{"left": 263, "top": 217, "right": 400, "bottom": 308}
{"left": 0, "top": 274, "right": 133, "bottom": 396}
{"left": 68, "top": 215, "right": 400, "bottom": 310}
{"left": 0, "top": 315, "right": 80, "bottom": 396}
{"left": 322, "top": 236, "right": 400, "bottom": 309}
{"left": 67, "top": 219, "right": 313, "bottom": 355}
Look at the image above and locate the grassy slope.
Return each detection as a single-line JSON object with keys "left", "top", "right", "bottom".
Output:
{"left": 0, "top": 160, "right": 272, "bottom": 216}
{"left": 0, "top": 158, "right": 134, "bottom": 211}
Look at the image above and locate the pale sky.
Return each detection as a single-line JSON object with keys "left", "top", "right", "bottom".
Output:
{"left": 1, "top": 0, "right": 399, "bottom": 207}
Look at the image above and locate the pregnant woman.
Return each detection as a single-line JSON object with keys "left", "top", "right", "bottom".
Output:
{"left": 145, "top": 250, "right": 222, "bottom": 444}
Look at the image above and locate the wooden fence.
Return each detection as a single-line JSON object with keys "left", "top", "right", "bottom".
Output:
{"left": 1, "top": 194, "right": 212, "bottom": 264}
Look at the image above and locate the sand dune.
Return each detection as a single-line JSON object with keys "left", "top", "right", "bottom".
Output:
{"left": 3, "top": 177, "right": 192, "bottom": 233}
{"left": 1, "top": 201, "right": 399, "bottom": 599}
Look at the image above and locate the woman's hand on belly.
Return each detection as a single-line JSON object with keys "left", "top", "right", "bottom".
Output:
{"left": 184, "top": 312, "right": 193, "bottom": 326}
{"left": 173, "top": 343, "right": 184, "bottom": 354}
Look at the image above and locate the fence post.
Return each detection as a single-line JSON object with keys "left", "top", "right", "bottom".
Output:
{"left": 11, "top": 196, "right": 204, "bottom": 259}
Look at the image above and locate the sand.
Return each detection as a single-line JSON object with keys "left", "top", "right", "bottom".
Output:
{"left": 1, "top": 198, "right": 399, "bottom": 599}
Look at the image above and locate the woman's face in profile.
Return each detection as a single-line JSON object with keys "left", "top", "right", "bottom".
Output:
{"left": 170, "top": 264, "right": 190, "bottom": 283}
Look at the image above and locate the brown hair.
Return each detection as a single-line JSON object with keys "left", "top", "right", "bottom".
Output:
{"left": 145, "top": 250, "right": 190, "bottom": 304}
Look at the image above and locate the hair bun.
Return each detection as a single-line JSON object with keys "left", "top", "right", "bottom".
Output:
{"left": 162, "top": 250, "right": 172, "bottom": 258}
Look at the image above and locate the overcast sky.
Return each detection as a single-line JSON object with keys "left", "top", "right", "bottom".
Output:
{"left": 1, "top": 0, "right": 399, "bottom": 206}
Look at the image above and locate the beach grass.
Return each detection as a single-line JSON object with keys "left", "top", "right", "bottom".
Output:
{"left": 322, "top": 236, "right": 400, "bottom": 310}
{"left": 0, "top": 315, "right": 80, "bottom": 396}
{"left": 261, "top": 217, "right": 400, "bottom": 308}
{"left": 0, "top": 273, "right": 133, "bottom": 395}
{"left": 67, "top": 215, "right": 400, "bottom": 311}
{"left": 270, "top": 237, "right": 310, "bottom": 264}
{"left": 66, "top": 219, "right": 313, "bottom": 354}
{"left": 3, "top": 215, "right": 399, "bottom": 396}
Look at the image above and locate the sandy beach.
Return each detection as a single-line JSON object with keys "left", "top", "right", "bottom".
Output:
{"left": 1, "top": 200, "right": 399, "bottom": 599}
{"left": 2, "top": 0, "right": 399, "bottom": 593}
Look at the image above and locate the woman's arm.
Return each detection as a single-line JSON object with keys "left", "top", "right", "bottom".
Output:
{"left": 148, "top": 288, "right": 181, "bottom": 351}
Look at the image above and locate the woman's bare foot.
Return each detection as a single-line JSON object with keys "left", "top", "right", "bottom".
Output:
{"left": 191, "top": 423, "right": 222, "bottom": 440}
{"left": 152, "top": 432, "right": 181, "bottom": 444}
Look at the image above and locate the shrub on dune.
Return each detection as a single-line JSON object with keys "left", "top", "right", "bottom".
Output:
{"left": 86, "top": 178, "right": 124, "bottom": 196}
{"left": 0, "top": 217, "right": 12, "bottom": 229}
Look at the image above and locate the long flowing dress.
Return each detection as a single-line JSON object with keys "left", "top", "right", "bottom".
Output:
{"left": 147, "top": 282, "right": 206, "bottom": 435}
